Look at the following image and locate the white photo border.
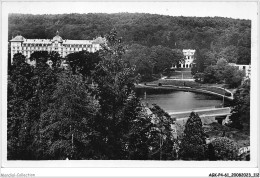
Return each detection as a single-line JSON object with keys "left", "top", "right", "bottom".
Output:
{"left": 1, "top": 1, "right": 259, "bottom": 177}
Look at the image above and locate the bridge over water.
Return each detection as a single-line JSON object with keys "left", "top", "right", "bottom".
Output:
{"left": 170, "top": 107, "right": 231, "bottom": 125}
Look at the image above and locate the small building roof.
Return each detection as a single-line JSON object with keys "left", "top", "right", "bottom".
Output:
{"left": 228, "top": 63, "right": 250, "bottom": 67}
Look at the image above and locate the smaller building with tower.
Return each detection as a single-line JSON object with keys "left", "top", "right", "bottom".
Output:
{"left": 181, "top": 49, "right": 195, "bottom": 68}
{"left": 173, "top": 49, "right": 195, "bottom": 69}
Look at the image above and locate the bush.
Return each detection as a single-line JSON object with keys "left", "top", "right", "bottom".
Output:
{"left": 225, "top": 92, "right": 232, "bottom": 97}
{"left": 211, "top": 137, "right": 238, "bottom": 160}
{"left": 194, "top": 73, "right": 204, "bottom": 83}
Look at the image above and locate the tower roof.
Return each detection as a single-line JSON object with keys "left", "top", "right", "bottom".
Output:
{"left": 52, "top": 30, "right": 63, "bottom": 42}
{"left": 10, "top": 35, "right": 26, "bottom": 42}
{"left": 93, "top": 36, "right": 106, "bottom": 44}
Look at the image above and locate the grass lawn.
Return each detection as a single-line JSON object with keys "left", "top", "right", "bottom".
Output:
{"left": 167, "top": 71, "right": 193, "bottom": 79}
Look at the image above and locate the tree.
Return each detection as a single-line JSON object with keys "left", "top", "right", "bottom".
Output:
{"left": 8, "top": 51, "right": 63, "bottom": 160}
{"left": 49, "top": 51, "right": 63, "bottom": 69}
{"left": 214, "top": 58, "right": 228, "bottom": 82}
{"left": 30, "top": 51, "right": 60, "bottom": 113}
{"left": 237, "top": 46, "right": 251, "bottom": 65}
{"left": 150, "top": 45, "right": 184, "bottom": 74}
{"left": 66, "top": 50, "right": 102, "bottom": 79}
{"left": 123, "top": 44, "right": 154, "bottom": 81}
{"left": 223, "top": 65, "right": 245, "bottom": 88}
{"left": 219, "top": 45, "right": 238, "bottom": 63}
{"left": 7, "top": 53, "right": 34, "bottom": 160}
{"left": 203, "top": 50, "right": 218, "bottom": 67}
{"left": 30, "top": 51, "right": 62, "bottom": 70}
{"left": 30, "top": 51, "right": 49, "bottom": 64}
{"left": 148, "top": 104, "right": 176, "bottom": 160}
{"left": 237, "top": 28, "right": 251, "bottom": 65}
{"left": 123, "top": 94, "right": 152, "bottom": 160}
{"left": 229, "top": 79, "right": 250, "bottom": 130}
{"left": 191, "top": 49, "right": 206, "bottom": 74}
{"left": 92, "top": 29, "right": 153, "bottom": 159}
{"left": 203, "top": 65, "right": 218, "bottom": 83}
{"left": 9, "top": 53, "right": 34, "bottom": 100}
{"left": 210, "top": 137, "right": 238, "bottom": 160}
{"left": 39, "top": 71, "right": 100, "bottom": 160}
{"left": 202, "top": 58, "right": 244, "bottom": 87}
{"left": 179, "top": 112, "right": 207, "bottom": 160}
{"left": 123, "top": 43, "right": 184, "bottom": 82}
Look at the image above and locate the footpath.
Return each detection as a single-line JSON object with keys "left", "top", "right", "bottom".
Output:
{"left": 136, "top": 83, "right": 234, "bottom": 101}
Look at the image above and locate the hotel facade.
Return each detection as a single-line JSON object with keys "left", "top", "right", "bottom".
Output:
{"left": 10, "top": 31, "right": 105, "bottom": 63}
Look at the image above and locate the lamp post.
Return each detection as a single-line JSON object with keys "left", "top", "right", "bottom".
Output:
{"left": 222, "top": 92, "right": 225, "bottom": 108}
{"left": 222, "top": 80, "right": 225, "bottom": 108}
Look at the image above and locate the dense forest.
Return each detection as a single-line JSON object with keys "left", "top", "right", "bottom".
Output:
{"left": 9, "top": 13, "right": 251, "bottom": 67}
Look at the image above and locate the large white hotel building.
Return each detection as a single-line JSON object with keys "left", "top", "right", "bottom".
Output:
{"left": 10, "top": 31, "right": 105, "bottom": 63}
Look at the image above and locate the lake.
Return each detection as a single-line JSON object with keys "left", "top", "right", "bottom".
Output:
{"left": 141, "top": 91, "right": 223, "bottom": 113}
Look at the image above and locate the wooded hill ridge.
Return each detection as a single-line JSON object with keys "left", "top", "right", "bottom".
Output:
{"left": 9, "top": 13, "right": 251, "bottom": 65}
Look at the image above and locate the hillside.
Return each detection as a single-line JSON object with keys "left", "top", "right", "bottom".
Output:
{"left": 9, "top": 13, "right": 251, "bottom": 65}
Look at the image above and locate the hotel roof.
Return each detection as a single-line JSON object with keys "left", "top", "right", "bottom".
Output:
{"left": 10, "top": 34, "right": 106, "bottom": 45}
{"left": 10, "top": 35, "right": 26, "bottom": 42}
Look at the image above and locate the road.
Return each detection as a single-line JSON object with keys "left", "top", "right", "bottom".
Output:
{"left": 169, "top": 107, "right": 231, "bottom": 119}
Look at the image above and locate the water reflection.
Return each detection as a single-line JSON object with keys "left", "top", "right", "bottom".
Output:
{"left": 141, "top": 91, "right": 223, "bottom": 113}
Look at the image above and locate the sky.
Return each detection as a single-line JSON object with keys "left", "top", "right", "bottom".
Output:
{"left": 2, "top": 1, "right": 258, "bottom": 20}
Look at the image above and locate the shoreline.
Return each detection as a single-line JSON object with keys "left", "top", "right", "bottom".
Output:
{"left": 135, "top": 84, "right": 234, "bottom": 101}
